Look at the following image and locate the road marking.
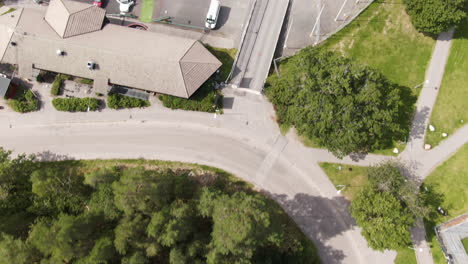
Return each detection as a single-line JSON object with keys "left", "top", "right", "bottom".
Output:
{"left": 283, "top": 17, "right": 294, "bottom": 48}
{"left": 335, "top": 0, "right": 349, "bottom": 21}
{"left": 309, "top": 4, "right": 325, "bottom": 38}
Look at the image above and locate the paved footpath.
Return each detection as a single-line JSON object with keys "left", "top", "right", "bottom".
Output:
{"left": 400, "top": 29, "right": 455, "bottom": 264}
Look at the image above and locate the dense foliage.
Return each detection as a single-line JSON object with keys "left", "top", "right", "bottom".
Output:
{"left": 0, "top": 149, "right": 319, "bottom": 264}
{"left": 50, "top": 74, "right": 71, "bottom": 96}
{"left": 159, "top": 84, "right": 221, "bottom": 113}
{"left": 350, "top": 162, "right": 429, "bottom": 250}
{"left": 403, "top": 0, "right": 467, "bottom": 34}
{"left": 266, "top": 48, "right": 411, "bottom": 158}
{"left": 7, "top": 88, "right": 39, "bottom": 113}
{"left": 52, "top": 97, "right": 100, "bottom": 112}
{"left": 107, "top": 93, "right": 150, "bottom": 109}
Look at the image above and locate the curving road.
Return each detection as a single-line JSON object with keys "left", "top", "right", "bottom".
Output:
{"left": 0, "top": 88, "right": 395, "bottom": 264}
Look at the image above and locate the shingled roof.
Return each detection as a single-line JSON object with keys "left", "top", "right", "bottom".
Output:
{"left": 0, "top": 6, "right": 222, "bottom": 98}
{"left": 45, "top": 0, "right": 105, "bottom": 38}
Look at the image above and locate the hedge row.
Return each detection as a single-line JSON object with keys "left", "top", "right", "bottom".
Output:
{"left": 52, "top": 97, "right": 100, "bottom": 112}
{"left": 107, "top": 93, "right": 150, "bottom": 109}
{"left": 159, "top": 82, "right": 221, "bottom": 113}
{"left": 50, "top": 74, "right": 71, "bottom": 96}
{"left": 8, "top": 89, "right": 39, "bottom": 113}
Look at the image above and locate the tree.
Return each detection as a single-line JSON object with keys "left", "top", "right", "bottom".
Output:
{"left": 403, "top": 0, "right": 467, "bottom": 35}
{"left": 368, "top": 162, "right": 429, "bottom": 218}
{"left": 30, "top": 167, "right": 92, "bottom": 215}
{"left": 201, "top": 190, "right": 275, "bottom": 262}
{"left": 266, "top": 48, "right": 409, "bottom": 158}
{"left": 112, "top": 168, "right": 194, "bottom": 216}
{"left": 350, "top": 162, "right": 430, "bottom": 250}
{"left": 350, "top": 187, "right": 414, "bottom": 250}
{"left": 29, "top": 213, "right": 107, "bottom": 263}
{"left": 0, "top": 149, "right": 37, "bottom": 215}
{"left": 0, "top": 233, "right": 40, "bottom": 264}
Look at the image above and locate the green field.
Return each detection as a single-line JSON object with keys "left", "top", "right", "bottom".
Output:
{"left": 320, "top": 0, "right": 435, "bottom": 90}
{"left": 139, "top": 0, "right": 154, "bottom": 23}
{"left": 425, "top": 19, "right": 468, "bottom": 147}
{"left": 423, "top": 144, "right": 468, "bottom": 264}
{"left": 463, "top": 238, "right": 468, "bottom": 254}
{"left": 319, "top": 162, "right": 416, "bottom": 264}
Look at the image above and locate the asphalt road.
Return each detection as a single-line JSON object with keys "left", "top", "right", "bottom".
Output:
{"left": 0, "top": 119, "right": 394, "bottom": 264}
{"left": 0, "top": 86, "right": 395, "bottom": 264}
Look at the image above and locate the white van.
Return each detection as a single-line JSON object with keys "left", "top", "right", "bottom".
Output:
{"left": 205, "top": 0, "right": 221, "bottom": 29}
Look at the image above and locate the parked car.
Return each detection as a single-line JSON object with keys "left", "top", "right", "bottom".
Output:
{"left": 205, "top": 0, "right": 221, "bottom": 29}
{"left": 116, "top": 0, "right": 134, "bottom": 14}
{"left": 93, "top": 0, "right": 102, "bottom": 7}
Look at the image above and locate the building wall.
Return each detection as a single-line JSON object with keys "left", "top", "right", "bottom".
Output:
{"left": 64, "top": 7, "right": 105, "bottom": 38}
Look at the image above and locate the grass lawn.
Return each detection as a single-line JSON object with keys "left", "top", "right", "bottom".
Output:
{"left": 159, "top": 46, "right": 236, "bottom": 112}
{"left": 423, "top": 144, "right": 468, "bottom": 264}
{"left": 319, "top": 162, "right": 417, "bottom": 264}
{"left": 425, "top": 19, "right": 468, "bottom": 147}
{"left": 463, "top": 238, "right": 468, "bottom": 254}
{"left": 320, "top": 0, "right": 435, "bottom": 91}
{"left": 139, "top": 0, "right": 154, "bottom": 23}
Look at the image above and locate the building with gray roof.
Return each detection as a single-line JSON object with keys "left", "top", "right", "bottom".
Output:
{"left": 435, "top": 212, "right": 468, "bottom": 264}
{"left": 0, "top": 0, "right": 222, "bottom": 98}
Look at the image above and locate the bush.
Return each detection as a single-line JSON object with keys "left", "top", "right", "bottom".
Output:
{"left": 8, "top": 88, "right": 39, "bottom": 113}
{"left": 403, "top": 0, "right": 467, "bottom": 35}
{"left": 107, "top": 93, "right": 150, "bottom": 109}
{"left": 50, "top": 74, "right": 72, "bottom": 96}
{"left": 36, "top": 73, "right": 45, "bottom": 83}
{"left": 159, "top": 82, "right": 221, "bottom": 113}
{"left": 52, "top": 97, "right": 100, "bottom": 112}
{"left": 79, "top": 78, "right": 94, "bottom": 85}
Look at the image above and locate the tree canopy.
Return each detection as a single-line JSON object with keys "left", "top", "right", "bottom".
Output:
{"left": 266, "top": 48, "right": 411, "bottom": 158}
{"left": 0, "top": 148, "right": 319, "bottom": 264}
{"left": 350, "top": 162, "right": 429, "bottom": 251}
{"left": 403, "top": 0, "right": 467, "bottom": 35}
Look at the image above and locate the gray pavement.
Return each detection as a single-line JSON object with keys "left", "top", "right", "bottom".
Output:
{"left": 283, "top": 0, "right": 374, "bottom": 56}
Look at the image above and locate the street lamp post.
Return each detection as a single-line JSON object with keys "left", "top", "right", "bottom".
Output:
{"left": 336, "top": 184, "right": 347, "bottom": 194}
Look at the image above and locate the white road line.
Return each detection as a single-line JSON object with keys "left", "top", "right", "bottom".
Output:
{"left": 335, "top": 0, "right": 349, "bottom": 21}
{"left": 309, "top": 4, "right": 325, "bottom": 38}
{"left": 283, "top": 17, "right": 293, "bottom": 48}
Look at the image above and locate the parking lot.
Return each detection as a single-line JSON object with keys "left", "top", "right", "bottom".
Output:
{"left": 67, "top": 0, "right": 250, "bottom": 48}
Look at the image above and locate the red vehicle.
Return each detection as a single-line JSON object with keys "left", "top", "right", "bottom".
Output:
{"left": 93, "top": 0, "right": 102, "bottom": 7}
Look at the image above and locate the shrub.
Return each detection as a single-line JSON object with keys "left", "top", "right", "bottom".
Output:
{"left": 8, "top": 89, "right": 39, "bottom": 113}
{"left": 159, "top": 82, "right": 221, "bottom": 113}
{"left": 52, "top": 97, "right": 100, "bottom": 112}
{"left": 79, "top": 78, "right": 94, "bottom": 85}
{"left": 36, "top": 73, "right": 45, "bottom": 83}
{"left": 107, "top": 93, "right": 150, "bottom": 109}
{"left": 50, "top": 74, "right": 72, "bottom": 96}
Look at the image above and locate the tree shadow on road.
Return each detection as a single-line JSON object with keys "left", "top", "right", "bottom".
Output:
{"left": 34, "top": 150, "right": 75, "bottom": 162}
{"left": 265, "top": 192, "right": 359, "bottom": 264}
